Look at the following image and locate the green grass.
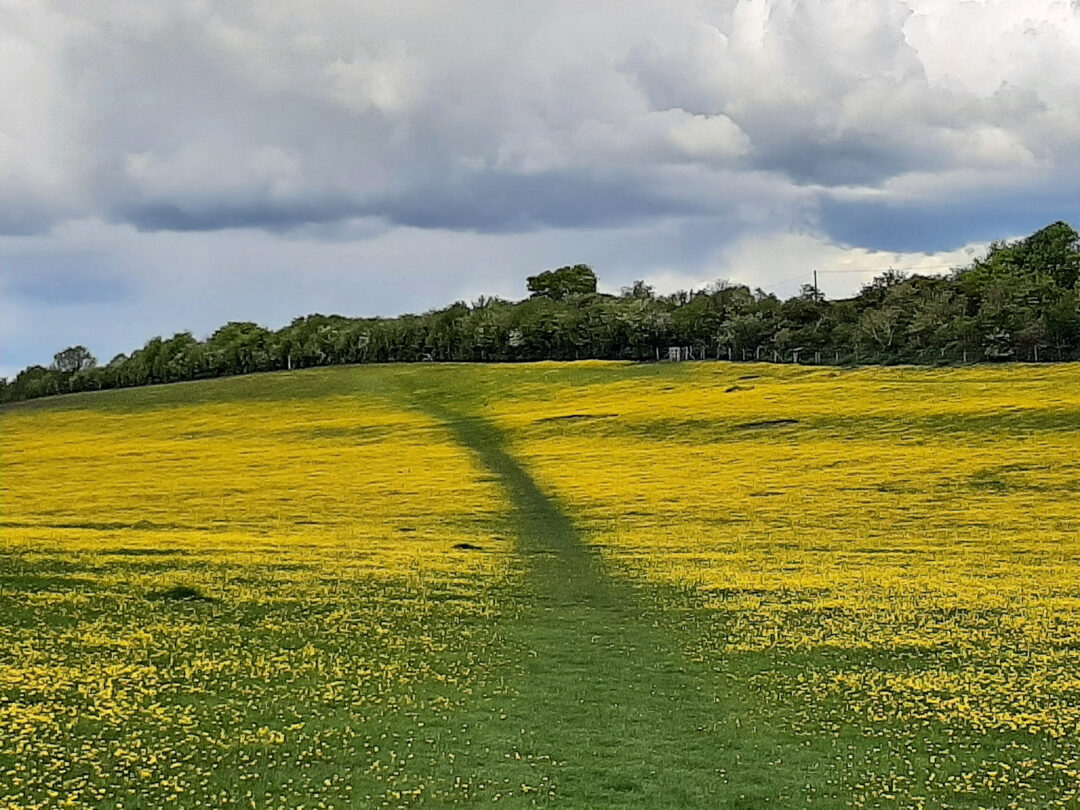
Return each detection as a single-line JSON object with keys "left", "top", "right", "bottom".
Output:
{"left": 3, "top": 362, "right": 1079, "bottom": 808}
{"left": 402, "top": 401, "right": 817, "bottom": 806}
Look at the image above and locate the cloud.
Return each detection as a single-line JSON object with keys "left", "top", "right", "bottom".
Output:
{"left": 665, "top": 111, "right": 750, "bottom": 161}
{"left": 374, "top": 168, "right": 711, "bottom": 232}
{"left": 819, "top": 165, "right": 1080, "bottom": 251}
{"left": 2, "top": 0, "right": 1079, "bottom": 375}
{"left": 124, "top": 144, "right": 303, "bottom": 203}
{"left": 324, "top": 40, "right": 425, "bottom": 115}
{"left": 0, "top": 2, "right": 95, "bottom": 233}
{"left": 709, "top": 228, "right": 989, "bottom": 300}
{"left": 4, "top": 0, "right": 1077, "bottom": 240}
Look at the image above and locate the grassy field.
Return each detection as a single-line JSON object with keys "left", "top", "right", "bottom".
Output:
{"left": 2, "top": 362, "right": 1078, "bottom": 808}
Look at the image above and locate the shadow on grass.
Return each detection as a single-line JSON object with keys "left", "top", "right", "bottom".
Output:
{"left": 406, "top": 391, "right": 831, "bottom": 807}
{"left": 147, "top": 584, "right": 216, "bottom": 602}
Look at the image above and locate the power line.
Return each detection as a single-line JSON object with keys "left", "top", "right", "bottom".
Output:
{"left": 818, "top": 263, "right": 958, "bottom": 274}
{"left": 758, "top": 271, "right": 811, "bottom": 290}
{"left": 744, "top": 263, "right": 963, "bottom": 295}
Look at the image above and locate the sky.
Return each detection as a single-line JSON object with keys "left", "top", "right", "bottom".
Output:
{"left": 3, "top": 0, "right": 1080, "bottom": 379}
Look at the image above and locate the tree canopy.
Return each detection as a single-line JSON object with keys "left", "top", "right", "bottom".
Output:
{"left": 51, "top": 345, "right": 97, "bottom": 373}
{"left": 3, "top": 222, "right": 1078, "bottom": 404}
{"left": 526, "top": 264, "right": 598, "bottom": 299}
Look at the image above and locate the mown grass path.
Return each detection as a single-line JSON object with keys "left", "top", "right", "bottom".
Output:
{"left": 411, "top": 393, "right": 825, "bottom": 807}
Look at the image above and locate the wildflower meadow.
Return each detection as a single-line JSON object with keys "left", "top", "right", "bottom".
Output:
{"left": 2, "top": 362, "right": 1077, "bottom": 808}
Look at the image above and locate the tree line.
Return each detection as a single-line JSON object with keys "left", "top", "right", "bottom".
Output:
{"left": 3, "top": 221, "right": 1079, "bottom": 404}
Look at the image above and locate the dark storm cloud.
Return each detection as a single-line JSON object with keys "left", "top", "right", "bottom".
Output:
{"left": 377, "top": 170, "right": 707, "bottom": 233}
{"left": 753, "top": 136, "right": 919, "bottom": 188}
{"left": 820, "top": 185, "right": 1080, "bottom": 253}
{"left": 6, "top": 1, "right": 1080, "bottom": 240}
{"left": 119, "top": 199, "right": 362, "bottom": 233}
{"left": 117, "top": 169, "right": 705, "bottom": 234}
{"left": 3, "top": 1, "right": 1080, "bottom": 377}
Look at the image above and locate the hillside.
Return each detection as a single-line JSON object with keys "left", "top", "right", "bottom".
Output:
{"left": 2, "top": 362, "right": 1080, "bottom": 808}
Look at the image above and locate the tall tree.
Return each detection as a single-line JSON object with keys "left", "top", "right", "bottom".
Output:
{"left": 50, "top": 346, "right": 97, "bottom": 373}
{"left": 1004, "top": 221, "right": 1080, "bottom": 290}
{"left": 526, "top": 264, "right": 597, "bottom": 300}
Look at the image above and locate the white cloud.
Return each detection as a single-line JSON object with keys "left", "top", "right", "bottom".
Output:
{"left": 325, "top": 41, "right": 424, "bottom": 115}
{"left": 711, "top": 228, "right": 988, "bottom": 300}
{"left": 667, "top": 111, "right": 750, "bottom": 160}
{"left": 124, "top": 143, "right": 303, "bottom": 202}
{"left": 906, "top": 0, "right": 1080, "bottom": 99}
{"left": 0, "top": 1, "right": 94, "bottom": 230}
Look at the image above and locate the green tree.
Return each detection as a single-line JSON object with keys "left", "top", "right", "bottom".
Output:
{"left": 11, "top": 365, "right": 62, "bottom": 399}
{"left": 50, "top": 345, "right": 97, "bottom": 373}
{"left": 620, "top": 280, "right": 655, "bottom": 299}
{"left": 207, "top": 322, "right": 274, "bottom": 375}
{"left": 3, "top": 220, "right": 1079, "bottom": 404}
{"left": 527, "top": 264, "right": 597, "bottom": 300}
{"left": 999, "top": 221, "right": 1080, "bottom": 289}
{"left": 1047, "top": 289, "right": 1080, "bottom": 356}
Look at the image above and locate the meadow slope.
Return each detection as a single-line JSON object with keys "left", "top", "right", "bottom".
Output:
{"left": 2, "top": 362, "right": 1078, "bottom": 809}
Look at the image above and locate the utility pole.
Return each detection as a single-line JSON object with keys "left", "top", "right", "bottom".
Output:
{"left": 813, "top": 269, "right": 819, "bottom": 301}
